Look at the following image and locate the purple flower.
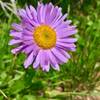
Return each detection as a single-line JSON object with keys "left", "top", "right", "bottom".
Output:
{"left": 9, "top": 2, "right": 77, "bottom": 72}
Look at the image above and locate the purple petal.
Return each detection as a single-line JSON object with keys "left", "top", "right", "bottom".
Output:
{"left": 45, "top": 3, "right": 54, "bottom": 24}
{"left": 23, "top": 40, "right": 33, "bottom": 45}
{"left": 56, "top": 42, "right": 76, "bottom": 48}
{"left": 23, "top": 35, "right": 33, "bottom": 41}
{"left": 56, "top": 25, "right": 76, "bottom": 33}
{"left": 18, "top": 9, "right": 27, "bottom": 18}
{"left": 10, "top": 31, "right": 22, "bottom": 38}
{"left": 26, "top": 6, "right": 33, "bottom": 19}
{"left": 57, "top": 38, "right": 77, "bottom": 43}
{"left": 50, "top": 7, "right": 62, "bottom": 26}
{"left": 19, "top": 9, "right": 38, "bottom": 26}
{"left": 9, "top": 39, "right": 22, "bottom": 45}
{"left": 51, "top": 48, "right": 67, "bottom": 63}
{"left": 22, "top": 45, "right": 34, "bottom": 54}
{"left": 37, "top": 3, "right": 43, "bottom": 23}
{"left": 69, "top": 48, "right": 76, "bottom": 51}
{"left": 29, "top": 5, "right": 39, "bottom": 23}
{"left": 57, "top": 29, "right": 78, "bottom": 38}
{"left": 58, "top": 49, "right": 71, "bottom": 59}
{"left": 23, "top": 22, "right": 34, "bottom": 32}
{"left": 48, "top": 6, "right": 58, "bottom": 24}
{"left": 24, "top": 51, "right": 35, "bottom": 68}
{"left": 11, "top": 45, "right": 24, "bottom": 54}
{"left": 47, "top": 50, "right": 60, "bottom": 71}
{"left": 55, "top": 20, "right": 72, "bottom": 30}
{"left": 56, "top": 44, "right": 76, "bottom": 52}
{"left": 39, "top": 50, "right": 50, "bottom": 72}
{"left": 23, "top": 29, "right": 33, "bottom": 36}
{"left": 41, "top": 4, "right": 47, "bottom": 23}
{"left": 33, "top": 50, "right": 41, "bottom": 69}
{"left": 12, "top": 23, "right": 23, "bottom": 31}
{"left": 52, "top": 13, "right": 67, "bottom": 28}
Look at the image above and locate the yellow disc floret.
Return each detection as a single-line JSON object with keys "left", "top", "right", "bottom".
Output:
{"left": 33, "top": 25, "right": 56, "bottom": 49}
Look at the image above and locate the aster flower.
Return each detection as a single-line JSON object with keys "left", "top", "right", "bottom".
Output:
{"left": 9, "top": 2, "right": 77, "bottom": 72}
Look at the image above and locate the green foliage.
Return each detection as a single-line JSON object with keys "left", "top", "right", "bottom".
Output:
{"left": 0, "top": 0, "right": 100, "bottom": 99}
{"left": 17, "top": 0, "right": 38, "bottom": 7}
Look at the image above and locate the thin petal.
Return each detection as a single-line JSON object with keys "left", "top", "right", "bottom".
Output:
{"left": 10, "top": 31, "right": 22, "bottom": 38}
{"left": 45, "top": 3, "right": 54, "bottom": 24}
{"left": 23, "top": 22, "right": 34, "bottom": 32}
{"left": 12, "top": 23, "right": 23, "bottom": 31}
{"left": 37, "top": 3, "right": 44, "bottom": 23}
{"left": 9, "top": 39, "right": 22, "bottom": 45}
{"left": 24, "top": 51, "right": 35, "bottom": 68}
{"left": 55, "top": 20, "right": 72, "bottom": 30}
{"left": 47, "top": 50, "right": 60, "bottom": 71}
{"left": 57, "top": 29, "right": 78, "bottom": 38}
{"left": 23, "top": 35, "right": 33, "bottom": 41}
{"left": 26, "top": 6, "right": 33, "bottom": 19}
{"left": 22, "top": 45, "right": 34, "bottom": 54}
{"left": 33, "top": 50, "right": 41, "bottom": 69}
{"left": 40, "top": 50, "right": 50, "bottom": 72}
{"left": 19, "top": 9, "right": 38, "bottom": 26}
{"left": 56, "top": 42, "right": 76, "bottom": 48}
{"left": 50, "top": 7, "right": 62, "bottom": 26}
{"left": 29, "top": 5, "right": 39, "bottom": 23}
{"left": 56, "top": 45, "right": 76, "bottom": 51}
{"left": 11, "top": 45, "right": 25, "bottom": 54}
{"left": 41, "top": 4, "right": 47, "bottom": 23}
{"left": 23, "top": 40, "right": 33, "bottom": 45}
{"left": 23, "top": 29, "right": 33, "bottom": 36}
{"left": 52, "top": 13, "right": 67, "bottom": 28}
{"left": 51, "top": 48, "right": 67, "bottom": 63}
{"left": 58, "top": 49, "right": 71, "bottom": 59}
{"left": 57, "top": 38, "right": 77, "bottom": 43}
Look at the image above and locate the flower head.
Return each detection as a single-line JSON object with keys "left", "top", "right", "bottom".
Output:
{"left": 9, "top": 2, "right": 77, "bottom": 71}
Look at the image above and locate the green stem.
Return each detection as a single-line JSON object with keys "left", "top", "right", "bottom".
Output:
{"left": 0, "top": 89, "right": 8, "bottom": 99}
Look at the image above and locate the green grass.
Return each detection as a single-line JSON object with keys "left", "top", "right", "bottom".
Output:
{"left": 0, "top": 0, "right": 100, "bottom": 100}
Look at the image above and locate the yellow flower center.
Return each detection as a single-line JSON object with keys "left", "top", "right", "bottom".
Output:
{"left": 33, "top": 25, "right": 56, "bottom": 49}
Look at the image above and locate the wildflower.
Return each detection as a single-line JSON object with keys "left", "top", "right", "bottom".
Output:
{"left": 9, "top": 3, "right": 77, "bottom": 71}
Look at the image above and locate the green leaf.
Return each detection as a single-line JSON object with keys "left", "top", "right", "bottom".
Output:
{"left": 31, "top": 80, "right": 44, "bottom": 91}
{"left": 22, "top": 95, "right": 36, "bottom": 100}
{"left": 8, "top": 79, "right": 25, "bottom": 94}
{"left": 0, "top": 96, "right": 3, "bottom": 100}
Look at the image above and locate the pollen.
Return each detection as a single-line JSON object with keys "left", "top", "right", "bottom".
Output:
{"left": 33, "top": 25, "right": 56, "bottom": 49}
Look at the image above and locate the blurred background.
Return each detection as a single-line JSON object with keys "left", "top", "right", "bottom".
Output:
{"left": 0, "top": 0, "right": 100, "bottom": 100}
